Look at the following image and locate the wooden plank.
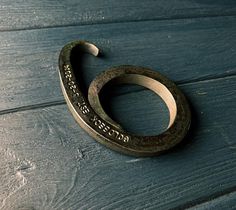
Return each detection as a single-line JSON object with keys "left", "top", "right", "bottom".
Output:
{"left": 0, "top": 76, "right": 235, "bottom": 209}
{"left": 188, "top": 191, "right": 236, "bottom": 210}
{"left": 1, "top": 0, "right": 236, "bottom": 31}
{"left": 0, "top": 16, "right": 236, "bottom": 112}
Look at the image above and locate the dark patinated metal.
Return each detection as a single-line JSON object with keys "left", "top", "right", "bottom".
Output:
{"left": 58, "top": 40, "right": 191, "bottom": 156}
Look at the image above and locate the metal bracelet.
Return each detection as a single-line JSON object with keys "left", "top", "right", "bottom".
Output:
{"left": 58, "top": 41, "right": 191, "bottom": 156}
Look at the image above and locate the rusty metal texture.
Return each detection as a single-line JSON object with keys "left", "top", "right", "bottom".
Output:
{"left": 58, "top": 40, "right": 191, "bottom": 156}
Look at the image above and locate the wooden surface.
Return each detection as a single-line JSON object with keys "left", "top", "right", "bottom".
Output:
{"left": 1, "top": 0, "right": 236, "bottom": 31}
{"left": 0, "top": 1, "right": 236, "bottom": 209}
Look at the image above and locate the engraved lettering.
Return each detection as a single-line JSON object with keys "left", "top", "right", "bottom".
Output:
{"left": 117, "top": 134, "right": 124, "bottom": 140}
{"left": 90, "top": 115, "right": 129, "bottom": 142}
{"left": 77, "top": 100, "right": 90, "bottom": 115}
{"left": 65, "top": 74, "right": 71, "bottom": 79}
{"left": 123, "top": 136, "right": 130, "bottom": 143}
{"left": 65, "top": 70, "right": 71, "bottom": 74}
{"left": 68, "top": 81, "right": 75, "bottom": 86}
{"left": 102, "top": 125, "right": 110, "bottom": 133}
{"left": 69, "top": 84, "right": 77, "bottom": 90}
{"left": 64, "top": 64, "right": 70, "bottom": 71}
{"left": 113, "top": 130, "right": 119, "bottom": 138}
{"left": 63, "top": 64, "right": 82, "bottom": 99}
{"left": 94, "top": 119, "right": 101, "bottom": 126}
{"left": 90, "top": 115, "right": 98, "bottom": 122}
{"left": 62, "top": 61, "right": 131, "bottom": 145}
{"left": 108, "top": 129, "right": 114, "bottom": 136}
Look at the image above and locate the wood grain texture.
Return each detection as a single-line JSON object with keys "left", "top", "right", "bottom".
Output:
{"left": 0, "top": 75, "right": 235, "bottom": 209}
{"left": 0, "top": 16, "right": 236, "bottom": 113}
{"left": 1, "top": 0, "right": 236, "bottom": 207}
{"left": 0, "top": 0, "right": 236, "bottom": 31}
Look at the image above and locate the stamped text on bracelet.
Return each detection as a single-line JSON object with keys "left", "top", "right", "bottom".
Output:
{"left": 62, "top": 63, "right": 130, "bottom": 143}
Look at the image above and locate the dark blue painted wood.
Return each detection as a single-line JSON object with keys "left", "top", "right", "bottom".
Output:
{"left": 0, "top": 0, "right": 236, "bottom": 209}
{"left": 0, "top": 16, "right": 236, "bottom": 112}
{"left": 0, "top": 0, "right": 236, "bottom": 31}
{"left": 0, "top": 76, "right": 235, "bottom": 209}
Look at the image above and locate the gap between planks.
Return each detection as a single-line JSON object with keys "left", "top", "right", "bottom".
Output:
{"left": 0, "top": 13, "right": 236, "bottom": 33}
{"left": 0, "top": 74, "right": 235, "bottom": 116}
{"left": 176, "top": 186, "right": 236, "bottom": 209}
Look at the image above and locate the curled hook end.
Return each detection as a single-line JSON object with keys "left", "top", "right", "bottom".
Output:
{"left": 82, "top": 42, "right": 99, "bottom": 57}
